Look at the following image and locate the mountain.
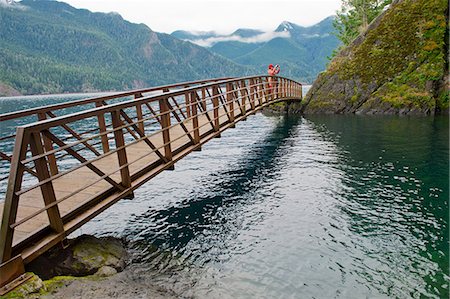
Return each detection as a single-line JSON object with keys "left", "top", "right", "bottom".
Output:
{"left": 171, "top": 17, "right": 340, "bottom": 83}
{"left": 0, "top": 0, "right": 253, "bottom": 96}
{"left": 301, "top": 0, "right": 448, "bottom": 115}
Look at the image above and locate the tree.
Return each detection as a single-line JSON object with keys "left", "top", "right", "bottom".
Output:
{"left": 334, "top": 0, "right": 393, "bottom": 46}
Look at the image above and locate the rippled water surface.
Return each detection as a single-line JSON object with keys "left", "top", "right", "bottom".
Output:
{"left": 78, "top": 114, "right": 448, "bottom": 298}
{"left": 1, "top": 95, "right": 448, "bottom": 298}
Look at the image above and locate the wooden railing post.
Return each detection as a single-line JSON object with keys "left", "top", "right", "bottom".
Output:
{"left": 29, "top": 131, "right": 65, "bottom": 234}
{"left": 226, "top": 83, "right": 235, "bottom": 127}
{"left": 255, "top": 78, "right": 263, "bottom": 107}
{"left": 111, "top": 110, "right": 132, "bottom": 192}
{"left": 190, "top": 92, "right": 201, "bottom": 148}
{"left": 184, "top": 86, "right": 191, "bottom": 118}
{"left": 201, "top": 87, "right": 207, "bottom": 111}
{"left": 0, "top": 128, "right": 29, "bottom": 263}
{"left": 236, "top": 81, "right": 247, "bottom": 116}
{"left": 95, "top": 101, "right": 110, "bottom": 154}
{"left": 134, "top": 93, "right": 145, "bottom": 133}
{"left": 212, "top": 85, "right": 220, "bottom": 132}
{"left": 158, "top": 97, "right": 173, "bottom": 163}
{"left": 248, "top": 79, "right": 256, "bottom": 112}
{"left": 37, "top": 113, "right": 58, "bottom": 176}
{"left": 262, "top": 77, "right": 270, "bottom": 104}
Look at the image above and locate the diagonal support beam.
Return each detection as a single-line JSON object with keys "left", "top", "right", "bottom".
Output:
{"left": 42, "top": 130, "right": 125, "bottom": 192}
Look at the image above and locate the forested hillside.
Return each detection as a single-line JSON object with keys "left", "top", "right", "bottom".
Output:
{"left": 0, "top": 0, "right": 252, "bottom": 96}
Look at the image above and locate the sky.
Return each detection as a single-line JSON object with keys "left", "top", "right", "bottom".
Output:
{"left": 62, "top": 0, "right": 342, "bottom": 34}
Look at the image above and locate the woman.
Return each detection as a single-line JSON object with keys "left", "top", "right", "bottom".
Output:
{"left": 267, "top": 64, "right": 280, "bottom": 94}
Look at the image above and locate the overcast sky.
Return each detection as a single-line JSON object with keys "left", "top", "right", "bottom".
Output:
{"left": 62, "top": 0, "right": 342, "bottom": 34}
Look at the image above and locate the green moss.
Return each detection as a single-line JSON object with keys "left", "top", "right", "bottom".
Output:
{"left": 269, "top": 102, "right": 287, "bottom": 109}
{"left": 376, "top": 83, "right": 435, "bottom": 109}
{"left": 311, "top": 0, "right": 448, "bottom": 114}
{"left": 308, "top": 99, "right": 334, "bottom": 109}
{"left": 436, "top": 90, "right": 449, "bottom": 110}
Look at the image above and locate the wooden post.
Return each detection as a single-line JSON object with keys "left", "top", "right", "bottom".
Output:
{"left": 184, "top": 86, "right": 191, "bottom": 118}
{"left": 134, "top": 93, "right": 145, "bottom": 133}
{"left": 158, "top": 97, "right": 173, "bottom": 163}
{"left": 254, "top": 78, "right": 262, "bottom": 107}
{"left": 227, "top": 83, "right": 235, "bottom": 127}
{"left": 239, "top": 81, "right": 247, "bottom": 116}
{"left": 212, "top": 85, "right": 220, "bottom": 132}
{"left": 37, "top": 113, "right": 58, "bottom": 176}
{"left": 29, "top": 132, "right": 65, "bottom": 234}
{"left": 201, "top": 87, "right": 207, "bottom": 110}
{"left": 240, "top": 80, "right": 250, "bottom": 114}
{"left": 96, "top": 101, "right": 110, "bottom": 154}
{"left": 248, "top": 79, "right": 256, "bottom": 112}
{"left": 111, "top": 110, "right": 132, "bottom": 192}
{"left": 191, "top": 92, "right": 201, "bottom": 150}
{"left": 0, "top": 128, "right": 29, "bottom": 263}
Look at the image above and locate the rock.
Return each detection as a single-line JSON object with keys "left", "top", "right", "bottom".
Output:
{"left": 95, "top": 266, "right": 118, "bottom": 277}
{"left": 3, "top": 273, "right": 45, "bottom": 299}
{"left": 301, "top": 0, "right": 448, "bottom": 115}
{"left": 27, "top": 235, "right": 128, "bottom": 279}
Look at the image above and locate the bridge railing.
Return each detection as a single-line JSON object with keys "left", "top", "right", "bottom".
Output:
{"left": 0, "top": 77, "right": 233, "bottom": 183}
{"left": 0, "top": 75, "right": 301, "bottom": 288}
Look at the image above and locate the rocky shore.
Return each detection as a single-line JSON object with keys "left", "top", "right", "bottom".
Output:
{"left": 3, "top": 235, "right": 175, "bottom": 299}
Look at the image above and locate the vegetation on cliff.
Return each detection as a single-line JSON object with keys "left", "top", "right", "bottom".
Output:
{"left": 334, "top": 0, "right": 392, "bottom": 46}
{"left": 302, "top": 0, "right": 448, "bottom": 115}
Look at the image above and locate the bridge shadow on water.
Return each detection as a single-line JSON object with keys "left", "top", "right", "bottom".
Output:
{"left": 124, "top": 115, "right": 301, "bottom": 264}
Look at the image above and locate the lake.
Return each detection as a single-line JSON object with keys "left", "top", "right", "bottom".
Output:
{"left": 0, "top": 93, "right": 448, "bottom": 298}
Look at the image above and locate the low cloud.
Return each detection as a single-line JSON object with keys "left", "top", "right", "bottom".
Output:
{"left": 187, "top": 31, "right": 291, "bottom": 47}
{"left": 0, "top": 0, "right": 27, "bottom": 10}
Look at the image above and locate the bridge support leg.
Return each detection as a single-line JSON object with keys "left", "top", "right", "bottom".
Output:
{"left": 0, "top": 255, "right": 31, "bottom": 295}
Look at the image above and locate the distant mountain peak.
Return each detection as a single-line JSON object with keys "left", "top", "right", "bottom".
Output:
{"left": 275, "top": 21, "right": 302, "bottom": 33}
{"left": 280, "top": 21, "right": 294, "bottom": 31}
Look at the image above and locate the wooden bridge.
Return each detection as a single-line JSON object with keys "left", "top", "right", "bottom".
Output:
{"left": 0, "top": 75, "right": 302, "bottom": 292}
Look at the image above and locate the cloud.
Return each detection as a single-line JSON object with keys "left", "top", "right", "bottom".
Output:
{"left": 0, "top": 0, "right": 27, "bottom": 10}
{"left": 186, "top": 30, "right": 291, "bottom": 47}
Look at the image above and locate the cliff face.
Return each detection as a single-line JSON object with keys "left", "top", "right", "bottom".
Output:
{"left": 301, "top": 0, "right": 448, "bottom": 115}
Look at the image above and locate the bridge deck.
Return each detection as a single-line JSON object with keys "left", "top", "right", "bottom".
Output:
{"left": 0, "top": 106, "right": 235, "bottom": 256}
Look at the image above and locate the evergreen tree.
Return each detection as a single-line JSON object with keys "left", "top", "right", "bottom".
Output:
{"left": 333, "top": 0, "right": 392, "bottom": 45}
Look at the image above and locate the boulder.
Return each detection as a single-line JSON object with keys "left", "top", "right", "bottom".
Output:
{"left": 27, "top": 235, "right": 127, "bottom": 279}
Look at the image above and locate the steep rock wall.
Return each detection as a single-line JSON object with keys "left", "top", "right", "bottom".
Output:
{"left": 301, "top": 0, "right": 448, "bottom": 115}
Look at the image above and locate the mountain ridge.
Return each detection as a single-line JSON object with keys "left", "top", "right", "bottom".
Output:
{"left": 171, "top": 17, "right": 340, "bottom": 83}
{"left": 0, "top": 0, "right": 254, "bottom": 96}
